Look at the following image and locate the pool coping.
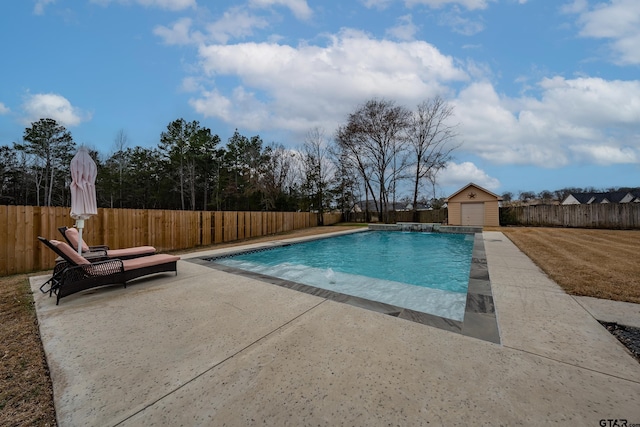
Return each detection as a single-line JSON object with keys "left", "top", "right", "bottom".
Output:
{"left": 188, "top": 229, "right": 500, "bottom": 344}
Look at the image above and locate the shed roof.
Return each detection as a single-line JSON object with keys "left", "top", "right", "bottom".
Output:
{"left": 445, "top": 183, "right": 502, "bottom": 202}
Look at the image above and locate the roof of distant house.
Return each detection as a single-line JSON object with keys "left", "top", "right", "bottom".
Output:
{"left": 562, "top": 189, "right": 640, "bottom": 205}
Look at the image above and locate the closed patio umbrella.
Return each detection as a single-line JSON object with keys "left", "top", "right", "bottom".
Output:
{"left": 70, "top": 146, "right": 98, "bottom": 254}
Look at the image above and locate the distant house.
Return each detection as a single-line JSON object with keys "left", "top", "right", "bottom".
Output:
{"left": 446, "top": 183, "right": 502, "bottom": 227}
{"left": 561, "top": 190, "right": 640, "bottom": 205}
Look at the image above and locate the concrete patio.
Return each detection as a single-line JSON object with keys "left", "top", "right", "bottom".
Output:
{"left": 30, "top": 231, "right": 640, "bottom": 426}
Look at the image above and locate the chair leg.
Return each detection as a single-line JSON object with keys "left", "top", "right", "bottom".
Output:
{"left": 40, "top": 265, "right": 66, "bottom": 297}
{"left": 39, "top": 276, "right": 54, "bottom": 294}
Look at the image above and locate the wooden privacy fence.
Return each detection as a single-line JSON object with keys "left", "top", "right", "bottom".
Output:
{"left": 392, "top": 209, "right": 448, "bottom": 224}
{"left": 347, "top": 209, "right": 447, "bottom": 224}
{"left": 0, "top": 206, "right": 343, "bottom": 276}
{"left": 502, "top": 204, "right": 640, "bottom": 229}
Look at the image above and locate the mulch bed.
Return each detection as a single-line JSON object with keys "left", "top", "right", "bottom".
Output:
{"left": 600, "top": 322, "right": 640, "bottom": 362}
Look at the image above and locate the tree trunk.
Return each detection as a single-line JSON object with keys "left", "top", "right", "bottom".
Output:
{"left": 47, "top": 166, "right": 55, "bottom": 206}
{"left": 412, "top": 162, "right": 420, "bottom": 222}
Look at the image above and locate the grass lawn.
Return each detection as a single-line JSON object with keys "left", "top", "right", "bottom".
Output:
{"left": 1, "top": 225, "right": 639, "bottom": 425}
{"left": 499, "top": 227, "right": 640, "bottom": 304}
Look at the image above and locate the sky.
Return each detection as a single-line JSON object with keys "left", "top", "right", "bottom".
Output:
{"left": 1, "top": 0, "right": 639, "bottom": 198}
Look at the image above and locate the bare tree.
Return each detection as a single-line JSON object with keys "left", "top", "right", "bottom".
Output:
{"left": 330, "top": 146, "right": 361, "bottom": 221}
{"left": 407, "top": 96, "right": 458, "bottom": 221}
{"left": 336, "top": 99, "right": 411, "bottom": 223}
{"left": 519, "top": 191, "right": 536, "bottom": 203}
{"left": 113, "top": 129, "right": 129, "bottom": 208}
{"left": 334, "top": 129, "right": 376, "bottom": 221}
{"left": 538, "top": 190, "right": 555, "bottom": 205}
{"left": 260, "top": 143, "right": 297, "bottom": 211}
{"left": 301, "top": 128, "right": 334, "bottom": 224}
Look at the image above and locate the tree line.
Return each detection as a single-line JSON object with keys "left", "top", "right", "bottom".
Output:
{"left": 0, "top": 97, "right": 459, "bottom": 222}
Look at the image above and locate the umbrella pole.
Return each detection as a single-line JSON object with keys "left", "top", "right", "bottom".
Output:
{"left": 76, "top": 219, "right": 84, "bottom": 255}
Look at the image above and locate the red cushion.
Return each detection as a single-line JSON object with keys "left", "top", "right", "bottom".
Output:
{"left": 64, "top": 228, "right": 91, "bottom": 252}
{"left": 122, "top": 254, "right": 180, "bottom": 271}
{"left": 107, "top": 246, "right": 156, "bottom": 258}
{"left": 50, "top": 240, "right": 91, "bottom": 265}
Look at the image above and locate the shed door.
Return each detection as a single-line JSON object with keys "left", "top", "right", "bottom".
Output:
{"left": 461, "top": 203, "right": 484, "bottom": 226}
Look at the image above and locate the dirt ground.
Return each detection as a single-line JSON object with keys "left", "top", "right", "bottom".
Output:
{"left": 2, "top": 224, "right": 639, "bottom": 425}
{"left": 0, "top": 274, "right": 56, "bottom": 426}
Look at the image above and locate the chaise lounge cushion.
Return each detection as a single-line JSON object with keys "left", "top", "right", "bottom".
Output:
{"left": 63, "top": 227, "right": 91, "bottom": 252}
{"left": 65, "top": 227, "right": 156, "bottom": 258}
{"left": 49, "top": 240, "right": 91, "bottom": 265}
{"left": 122, "top": 254, "right": 180, "bottom": 271}
{"left": 107, "top": 246, "right": 156, "bottom": 258}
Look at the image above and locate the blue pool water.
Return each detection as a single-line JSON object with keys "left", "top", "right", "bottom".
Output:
{"left": 214, "top": 231, "right": 475, "bottom": 321}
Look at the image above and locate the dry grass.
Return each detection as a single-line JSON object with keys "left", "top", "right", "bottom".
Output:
{"left": 499, "top": 227, "right": 640, "bottom": 304}
{"left": 2, "top": 224, "right": 638, "bottom": 425}
{"left": 0, "top": 274, "right": 56, "bottom": 426}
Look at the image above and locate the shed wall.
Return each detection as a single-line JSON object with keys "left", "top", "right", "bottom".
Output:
{"left": 483, "top": 200, "right": 500, "bottom": 227}
{"left": 448, "top": 202, "right": 461, "bottom": 225}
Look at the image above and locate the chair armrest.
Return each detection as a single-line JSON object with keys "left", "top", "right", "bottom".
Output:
{"left": 83, "top": 250, "right": 109, "bottom": 261}
{"left": 89, "top": 244, "right": 110, "bottom": 251}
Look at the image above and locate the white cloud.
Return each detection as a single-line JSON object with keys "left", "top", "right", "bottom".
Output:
{"left": 205, "top": 8, "right": 270, "bottom": 44}
{"left": 189, "top": 88, "right": 233, "bottom": 122}
{"left": 438, "top": 7, "right": 485, "bottom": 35}
{"left": 570, "top": 0, "right": 640, "bottom": 65}
{"left": 360, "top": 0, "right": 394, "bottom": 9}
{"left": 0, "top": 102, "right": 10, "bottom": 114}
{"left": 34, "top": 0, "right": 55, "bottom": 15}
{"left": 249, "top": 0, "right": 312, "bottom": 20}
{"left": 21, "top": 93, "right": 90, "bottom": 127}
{"left": 154, "top": 17, "right": 200, "bottom": 45}
{"left": 154, "top": 9, "right": 270, "bottom": 45}
{"left": 375, "top": 2, "right": 487, "bottom": 35}
{"left": 191, "top": 29, "right": 468, "bottom": 133}
{"left": 535, "top": 76, "right": 640, "bottom": 127}
{"left": 185, "top": 26, "right": 639, "bottom": 171}
{"left": 90, "top": 0, "right": 196, "bottom": 11}
{"left": 180, "top": 76, "right": 203, "bottom": 92}
{"left": 569, "top": 144, "right": 638, "bottom": 165}
{"left": 361, "top": 0, "right": 494, "bottom": 10}
{"left": 405, "top": 0, "right": 495, "bottom": 11}
{"left": 439, "top": 161, "right": 501, "bottom": 190}
{"left": 452, "top": 76, "right": 640, "bottom": 168}
{"left": 386, "top": 14, "right": 419, "bottom": 41}
{"left": 561, "top": 0, "right": 588, "bottom": 14}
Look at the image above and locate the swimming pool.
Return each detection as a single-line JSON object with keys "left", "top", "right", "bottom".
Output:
{"left": 209, "top": 231, "right": 474, "bottom": 321}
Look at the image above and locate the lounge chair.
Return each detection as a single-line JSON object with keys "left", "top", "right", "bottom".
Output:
{"left": 38, "top": 236, "right": 180, "bottom": 304}
{"left": 59, "top": 226, "right": 156, "bottom": 259}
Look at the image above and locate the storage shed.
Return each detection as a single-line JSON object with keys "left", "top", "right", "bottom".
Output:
{"left": 446, "top": 183, "right": 502, "bottom": 227}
